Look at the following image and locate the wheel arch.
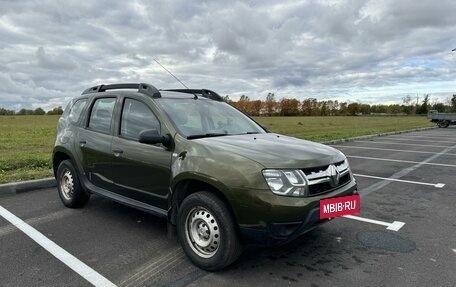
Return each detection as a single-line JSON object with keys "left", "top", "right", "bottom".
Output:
{"left": 52, "top": 148, "right": 74, "bottom": 177}
{"left": 169, "top": 176, "right": 238, "bottom": 226}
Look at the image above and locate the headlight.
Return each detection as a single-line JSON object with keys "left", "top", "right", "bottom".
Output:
{"left": 262, "top": 169, "right": 308, "bottom": 197}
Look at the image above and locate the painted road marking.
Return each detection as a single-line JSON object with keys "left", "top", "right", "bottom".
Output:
{"left": 402, "top": 136, "right": 456, "bottom": 141}
{"left": 0, "top": 206, "right": 116, "bottom": 287}
{"left": 347, "top": 155, "right": 456, "bottom": 168}
{"left": 452, "top": 249, "right": 456, "bottom": 254}
{"left": 355, "top": 140, "right": 451, "bottom": 148}
{"left": 353, "top": 174, "right": 445, "bottom": 188}
{"left": 382, "top": 137, "right": 456, "bottom": 144}
{"left": 331, "top": 145, "right": 456, "bottom": 156}
{"left": 407, "top": 133, "right": 456, "bottom": 138}
{"left": 358, "top": 144, "right": 456, "bottom": 196}
{"left": 343, "top": 215, "right": 405, "bottom": 231}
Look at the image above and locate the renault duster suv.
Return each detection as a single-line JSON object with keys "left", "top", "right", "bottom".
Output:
{"left": 53, "top": 83, "right": 357, "bottom": 270}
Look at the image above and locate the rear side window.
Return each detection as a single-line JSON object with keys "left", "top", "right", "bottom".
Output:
{"left": 88, "top": 98, "right": 116, "bottom": 134}
{"left": 68, "top": 99, "right": 88, "bottom": 124}
{"left": 121, "top": 98, "right": 160, "bottom": 140}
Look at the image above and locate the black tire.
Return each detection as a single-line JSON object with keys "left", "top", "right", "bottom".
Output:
{"left": 438, "top": 120, "right": 450, "bottom": 128}
{"left": 177, "top": 191, "right": 243, "bottom": 271}
{"left": 56, "top": 160, "right": 90, "bottom": 208}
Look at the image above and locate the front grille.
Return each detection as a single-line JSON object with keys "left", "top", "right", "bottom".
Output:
{"left": 301, "top": 160, "right": 352, "bottom": 196}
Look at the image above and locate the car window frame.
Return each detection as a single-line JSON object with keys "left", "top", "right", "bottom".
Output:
{"left": 85, "top": 96, "right": 117, "bottom": 135}
{"left": 118, "top": 97, "right": 162, "bottom": 142}
{"left": 68, "top": 98, "right": 89, "bottom": 126}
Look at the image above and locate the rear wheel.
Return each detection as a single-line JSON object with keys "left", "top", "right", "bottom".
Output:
{"left": 177, "top": 191, "right": 243, "bottom": 271}
{"left": 56, "top": 160, "right": 90, "bottom": 208}
{"left": 437, "top": 120, "right": 450, "bottom": 128}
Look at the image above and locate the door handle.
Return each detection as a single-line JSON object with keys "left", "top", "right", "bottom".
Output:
{"left": 79, "top": 140, "right": 87, "bottom": 147}
{"left": 112, "top": 149, "right": 123, "bottom": 157}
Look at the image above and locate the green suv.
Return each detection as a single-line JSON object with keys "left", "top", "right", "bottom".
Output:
{"left": 53, "top": 83, "right": 357, "bottom": 270}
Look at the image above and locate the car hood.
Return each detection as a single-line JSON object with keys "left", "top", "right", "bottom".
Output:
{"left": 194, "top": 133, "right": 345, "bottom": 169}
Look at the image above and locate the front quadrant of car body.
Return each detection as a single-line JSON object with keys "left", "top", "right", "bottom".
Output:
{"left": 169, "top": 132, "right": 358, "bottom": 245}
{"left": 53, "top": 83, "right": 358, "bottom": 271}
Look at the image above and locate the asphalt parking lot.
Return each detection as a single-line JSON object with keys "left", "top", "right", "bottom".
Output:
{"left": 1, "top": 127, "right": 455, "bottom": 287}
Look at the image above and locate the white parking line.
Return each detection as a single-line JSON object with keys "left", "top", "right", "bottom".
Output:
{"left": 382, "top": 137, "right": 456, "bottom": 144}
{"left": 331, "top": 145, "right": 456, "bottom": 156}
{"left": 409, "top": 137, "right": 456, "bottom": 140}
{"left": 353, "top": 174, "right": 445, "bottom": 188}
{"left": 0, "top": 206, "right": 116, "bottom": 287}
{"left": 355, "top": 140, "right": 451, "bottom": 148}
{"left": 343, "top": 215, "right": 405, "bottom": 231}
{"left": 408, "top": 133, "right": 456, "bottom": 137}
{"left": 347, "top": 155, "right": 456, "bottom": 168}
{"left": 360, "top": 144, "right": 456, "bottom": 196}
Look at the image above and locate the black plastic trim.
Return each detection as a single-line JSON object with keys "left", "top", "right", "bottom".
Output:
{"left": 82, "top": 83, "right": 161, "bottom": 98}
{"left": 80, "top": 177, "right": 168, "bottom": 218}
{"left": 163, "top": 89, "right": 224, "bottom": 101}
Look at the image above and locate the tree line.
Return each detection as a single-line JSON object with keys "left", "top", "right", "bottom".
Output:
{"left": 0, "top": 106, "right": 63, "bottom": 115}
{"left": 1, "top": 94, "right": 455, "bottom": 116}
{"left": 224, "top": 94, "right": 456, "bottom": 116}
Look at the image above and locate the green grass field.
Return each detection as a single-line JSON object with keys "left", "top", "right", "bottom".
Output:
{"left": 0, "top": 115, "right": 434, "bottom": 184}
{"left": 253, "top": 116, "right": 434, "bottom": 142}
{"left": 0, "top": 115, "right": 59, "bottom": 184}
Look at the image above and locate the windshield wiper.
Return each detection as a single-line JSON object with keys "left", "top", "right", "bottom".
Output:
{"left": 187, "top": 133, "right": 229, "bottom": 140}
{"left": 232, "top": 131, "right": 261, "bottom": 135}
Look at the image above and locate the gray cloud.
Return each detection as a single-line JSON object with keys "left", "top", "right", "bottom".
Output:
{"left": 1, "top": 0, "right": 456, "bottom": 110}
{"left": 35, "top": 47, "right": 79, "bottom": 70}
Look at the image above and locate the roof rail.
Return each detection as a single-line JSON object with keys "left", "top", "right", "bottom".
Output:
{"left": 164, "top": 89, "right": 224, "bottom": 101}
{"left": 82, "top": 83, "right": 161, "bottom": 98}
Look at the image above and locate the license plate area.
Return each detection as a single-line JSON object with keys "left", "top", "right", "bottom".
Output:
{"left": 319, "top": 194, "right": 360, "bottom": 219}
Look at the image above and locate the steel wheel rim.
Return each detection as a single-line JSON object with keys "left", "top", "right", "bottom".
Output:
{"left": 60, "top": 168, "right": 74, "bottom": 200}
{"left": 185, "top": 206, "right": 220, "bottom": 258}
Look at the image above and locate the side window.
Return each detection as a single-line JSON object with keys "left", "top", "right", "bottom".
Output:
{"left": 68, "top": 99, "right": 88, "bottom": 124}
{"left": 121, "top": 98, "right": 160, "bottom": 141}
{"left": 88, "top": 98, "right": 116, "bottom": 134}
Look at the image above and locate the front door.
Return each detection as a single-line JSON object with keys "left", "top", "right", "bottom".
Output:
{"left": 111, "top": 98, "right": 172, "bottom": 210}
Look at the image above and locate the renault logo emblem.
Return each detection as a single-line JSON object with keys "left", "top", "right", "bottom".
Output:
{"left": 328, "top": 165, "right": 340, "bottom": 187}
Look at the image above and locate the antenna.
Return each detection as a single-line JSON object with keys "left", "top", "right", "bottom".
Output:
{"left": 153, "top": 58, "right": 189, "bottom": 89}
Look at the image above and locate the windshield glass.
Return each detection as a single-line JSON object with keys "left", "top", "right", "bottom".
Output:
{"left": 156, "top": 98, "right": 266, "bottom": 138}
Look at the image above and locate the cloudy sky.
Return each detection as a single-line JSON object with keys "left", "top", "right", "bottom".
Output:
{"left": 1, "top": 0, "right": 456, "bottom": 111}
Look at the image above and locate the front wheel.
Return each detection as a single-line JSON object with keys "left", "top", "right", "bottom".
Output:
{"left": 177, "top": 192, "right": 243, "bottom": 271}
{"left": 437, "top": 120, "right": 450, "bottom": 128}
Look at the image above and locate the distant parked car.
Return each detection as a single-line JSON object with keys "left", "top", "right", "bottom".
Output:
{"left": 53, "top": 83, "right": 358, "bottom": 270}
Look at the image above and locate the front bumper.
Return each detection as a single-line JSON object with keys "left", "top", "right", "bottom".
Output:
{"left": 235, "top": 178, "right": 358, "bottom": 245}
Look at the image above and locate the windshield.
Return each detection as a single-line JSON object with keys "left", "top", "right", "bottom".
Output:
{"left": 156, "top": 98, "right": 266, "bottom": 138}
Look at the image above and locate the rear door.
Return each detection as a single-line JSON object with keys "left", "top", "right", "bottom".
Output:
{"left": 77, "top": 97, "right": 117, "bottom": 190}
{"left": 111, "top": 97, "right": 172, "bottom": 209}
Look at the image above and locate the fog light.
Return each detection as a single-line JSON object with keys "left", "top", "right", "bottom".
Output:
{"left": 270, "top": 222, "right": 302, "bottom": 237}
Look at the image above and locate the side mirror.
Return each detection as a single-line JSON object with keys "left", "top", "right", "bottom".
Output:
{"left": 138, "top": 129, "right": 171, "bottom": 146}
